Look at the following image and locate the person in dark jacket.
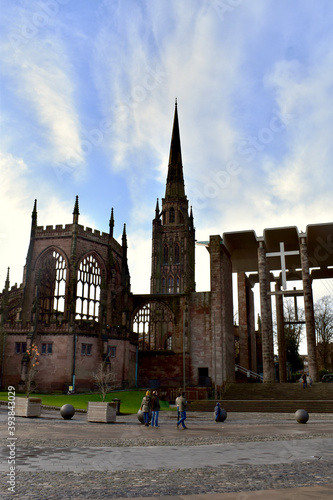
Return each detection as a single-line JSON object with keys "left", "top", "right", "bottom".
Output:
{"left": 151, "top": 390, "right": 160, "bottom": 427}
{"left": 214, "top": 402, "right": 222, "bottom": 422}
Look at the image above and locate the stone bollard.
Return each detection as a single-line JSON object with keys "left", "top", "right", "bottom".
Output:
{"left": 295, "top": 409, "right": 309, "bottom": 424}
{"left": 60, "top": 404, "right": 75, "bottom": 420}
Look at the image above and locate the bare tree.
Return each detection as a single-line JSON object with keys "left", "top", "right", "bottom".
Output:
{"left": 25, "top": 343, "right": 40, "bottom": 397}
{"left": 93, "top": 359, "right": 115, "bottom": 401}
{"left": 315, "top": 296, "right": 333, "bottom": 371}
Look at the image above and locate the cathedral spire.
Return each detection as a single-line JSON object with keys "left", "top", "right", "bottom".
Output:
{"left": 165, "top": 100, "right": 185, "bottom": 199}
{"left": 109, "top": 208, "right": 114, "bottom": 237}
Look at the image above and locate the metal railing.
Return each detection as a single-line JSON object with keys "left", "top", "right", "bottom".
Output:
{"left": 235, "top": 364, "right": 264, "bottom": 382}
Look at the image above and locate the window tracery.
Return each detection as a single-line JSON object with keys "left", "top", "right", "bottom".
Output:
{"left": 76, "top": 254, "right": 101, "bottom": 322}
{"left": 133, "top": 302, "right": 174, "bottom": 352}
{"left": 38, "top": 250, "right": 66, "bottom": 322}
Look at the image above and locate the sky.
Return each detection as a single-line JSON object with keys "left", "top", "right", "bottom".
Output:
{"left": 1, "top": 0, "right": 333, "bottom": 353}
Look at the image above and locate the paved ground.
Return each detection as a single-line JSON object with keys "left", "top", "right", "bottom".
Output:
{"left": 0, "top": 406, "right": 332, "bottom": 499}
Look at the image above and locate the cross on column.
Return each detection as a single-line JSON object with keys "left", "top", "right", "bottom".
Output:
{"left": 267, "top": 242, "right": 299, "bottom": 290}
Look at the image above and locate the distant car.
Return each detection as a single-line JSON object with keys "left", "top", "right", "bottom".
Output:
{"left": 321, "top": 374, "right": 333, "bottom": 383}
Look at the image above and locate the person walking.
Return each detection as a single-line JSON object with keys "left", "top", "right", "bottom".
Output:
{"left": 151, "top": 390, "right": 160, "bottom": 427}
{"left": 176, "top": 392, "right": 181, "bottom": 420}
{"left": 140, "top": 391, "right": 151, "bottom": 426}
{"left": 176, "top": 392, "right": 188, "bottom": 429}
{"left": 214, "top": 402, "right": 222, "bottom": 422}
{"left": 302, "top": 373, "right": 307, "bottom": 389}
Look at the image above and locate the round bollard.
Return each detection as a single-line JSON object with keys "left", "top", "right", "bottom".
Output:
{"left": 295, "top": 409, "right": 309, "bottom": 424}
{"left": 60, "top": 404, "right": 75, "bottom": 420}
{"left": 216, "top": 409, "right": 227, "bottom": 422}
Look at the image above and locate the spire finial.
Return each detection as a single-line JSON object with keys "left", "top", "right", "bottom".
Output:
{"left": 73, "top": 195, "right": 79, "bottom": 224}
{"left": 31, "top": 199, "right": 37, "bottom": 236}
{"left": 175, "top": 97, "right": 177, "bottom": 106}
{"left": 5, "top": 267, "right": 10, "bottom": 290}
{"left": 122, "top": 224, "right": 127, "bottom": 257}
{"left": 109, "top": 208, "right": 114, "bottom": 237}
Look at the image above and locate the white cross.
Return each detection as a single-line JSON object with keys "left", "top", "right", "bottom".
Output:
{"left": 267, "top": 242, "right": 299, "bottom": 290}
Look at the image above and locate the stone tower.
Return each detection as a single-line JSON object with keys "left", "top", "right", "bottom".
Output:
{"left": 151, "top": 102, "right": 195, "bottom": 294}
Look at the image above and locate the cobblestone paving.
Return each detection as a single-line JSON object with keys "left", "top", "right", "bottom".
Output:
{"left": 1, "top": 410, "right": 332, "bottom": 499}
{"left": 1, "top": 462, "right": 333, "bottom": 499}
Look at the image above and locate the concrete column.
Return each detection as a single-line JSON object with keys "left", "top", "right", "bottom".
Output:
{"left": 300, "top": 237, "right": 318, "bottom": 382}
{"left": 275, "top": 282, "right": 287, "bottom": 383}
{"left": 209, "top": 236, "right": 235, "bottom": 387}
{"left": 209, "top": 235, "right": 223, "bottom": 388}
{"left": 258, "top": 243, "right": 275, "bottom": 382}
{"left": 221, "top": 245, "right": 234, "bottom": 383}
{"left": 238, "top": 272, "right": 249, "bottom": 369}
{"left": 248, "top": 287, "right": 257, "bottom": 373}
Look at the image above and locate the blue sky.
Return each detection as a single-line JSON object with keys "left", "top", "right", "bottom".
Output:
{"left": 1, "top": 0, "right": 333, "bottom": 346}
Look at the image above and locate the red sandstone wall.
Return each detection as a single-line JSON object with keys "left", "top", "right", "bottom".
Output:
{"left": 189, "top": 292, "right": 212, "bottom": 385}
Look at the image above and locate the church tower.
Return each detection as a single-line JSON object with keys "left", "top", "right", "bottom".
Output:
{"left": 151, "top": 101, "right": 195, "bottom": 294}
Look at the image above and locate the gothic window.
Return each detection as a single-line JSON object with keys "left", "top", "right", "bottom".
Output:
{"left": 167, "top": 335, "right": 172, "bottom": 350}
{"left": 161, "top": 277, "right": 166, "bottom": 293}
{"left": 76, "top": 254, "right": 101, "bottom": 322}
{"left": 39, "top": 250, "right": 67, "bottom": 322}
{"left": 169, "top": 207, "right": 175, "bottom": 223}
{"left": 174, "top": 243, "right": 180, "bottom": 264}
{"left": 176, "top": 276, "right": 180, "bottom": 293}
{"left": 163, "top": 244, "right": 168, "bottom": 264}
{"left": 168, "top": 275, "right": 174, "bottom": 293}
{"left": 132, "top": 302, "right": 174, "bottom": 351}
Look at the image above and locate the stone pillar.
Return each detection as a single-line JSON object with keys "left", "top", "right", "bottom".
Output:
{"left": 238, "top": 272, "right": 249, "bottom": 369}
{"left": 209, "top": 235, "right": 223, "bottom": 389}
{"left": 209, "top": 236, "right": 235, "bottom": 388}
{"left": 221, "top": 245, "right": 234, "bottom": 383}
{"left": 300, "top": 237, "right": 318, "bottom": 382}
{"left": 258, "top": 243, "right": 275, "bottom": 382}
{"left": 275, "top": 282, "right": 287, "bottom": 383}
{"left": 248, "top": 287, "right": 257, "bottom": 373}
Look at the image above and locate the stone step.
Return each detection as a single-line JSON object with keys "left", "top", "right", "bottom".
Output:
{"left": 188, "top": 399, "right": 333, "bottom": 413}
{"left": 221, "top": 382, "right": 333, "bottom": 401}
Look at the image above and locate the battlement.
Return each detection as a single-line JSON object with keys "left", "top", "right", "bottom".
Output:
{"left": 35, "top": 224, "right": 111, "bottom": 243}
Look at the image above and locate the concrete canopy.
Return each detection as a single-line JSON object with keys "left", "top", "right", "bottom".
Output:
{"left": 218, "top": 223, "right": 333, "bottom": 282}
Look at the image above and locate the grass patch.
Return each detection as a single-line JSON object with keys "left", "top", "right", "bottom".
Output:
{"left": 0, "top": 390, "right": 172, "bottom": 414}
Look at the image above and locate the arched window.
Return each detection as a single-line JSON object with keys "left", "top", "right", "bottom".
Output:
{"left": 169, "top": 207, "right": 175, "bottom": 223}
{"left": 161, "top": 277, "right": 166, "bottom": 294}
{"left": 168, "top": 275, "right": 174, "bottom": 294}
{"left": 76, "top": 254, "right": 101, "bottom": 322}
{"left": 176, "top": 276, "right": 180, "bottom": 293}
{"left": 174, "top": 243, "right": 180, "bottom": 264}
{"left": 39, "top": 250, "right": 67, "bottom": 322}
{"left": 163, "top": 244, "right": 168, "bottom": 264}
{"left": 132, "top": 302, "right": 174, "bottom": 351}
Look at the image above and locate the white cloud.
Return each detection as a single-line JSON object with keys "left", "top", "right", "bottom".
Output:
{"left": 1, "top": 32, "right": 84, "bottom": 178}
{"left": 0, "top": 151, "right": 95, "bottom": 289}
